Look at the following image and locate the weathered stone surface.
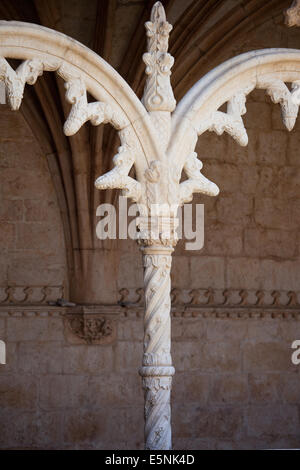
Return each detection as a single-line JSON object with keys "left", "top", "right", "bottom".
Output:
{"left": 227, "top": 257, "right": 300, "bottom": 290}
{"left": 171, "top": 255, "right": 191, "bottom": 288}
{"left": 257, "top": 130, "right": 287, "bottom": 166}
{"left": 114, "top": 341, "right": 142, "bottom": 371}
{"left": 244, "top": 228, "right": 296, "bottom": 259}
{"left": 248, "top": 373, "right": 281, "bottom": 403}
{"left": 254, "top": 197, "right": 294, "bottom": 230}
{"left": 24, "top": 199, "right": 60, "bottom": 223}
{"left": 210, "top": 375, "right": 248, "bottom": 404}
{"left": 173, "top": 405, "right": 243, "bottom": 439}
{"left": 172, "top": 318, "right": 207, "bottom": 341}
{"left": 0, "top": 222, "right": 15, "bottom": 249}
{"left": 205, "top": 223, "right": 243, "bottom": 256}
{"left": 243, "top": 342, "right": 293, "bottom": 372}
{"left": 7, "top": 317, "right": 64, "bottom": 342}
{"left": 280, "top": 373, "right": 300, "bottom": 403}
{"left": 63, "top": 409, "right": 124, "bottom": 447}
{"left": 190, "top": 256, "right": 225, "bottom": 289}
{"left": 173, "top": 437, "right": 215, "bottom": 450}
{"left": 63, "top": 344, "right": 114, "bottom": 374}
{"left": 8, "top": 253, "right": 66, "bottom": 286}
{"left": 0, "top": 410, "right": 62, "bottom": 449}
{"left": 0, "top": 168, "right": 54, "bottom": 200}
{"left": 172, "top": 372, "right": 210, "bottom": 404}
{"left": 287, "top": 130, "right": 300, "bottom": 166}
{"left": 0, "top": 317, "right": 5, "bottom": 339}
{"left": 18, "top": 341, "right": 63, "bottom": 374}
{"left": 117, "top": 319, "right": 143, "bottom": 341}
{"left": 173, "top": 340, "right": 241, "bottom": 373}
{"left": 16, "top": 223, "right": 62, "bottom": 253}
{"left": 204, "top": 161, "right": 241, "bottom": 193}
{"left": 206, "top": 319, "right": 247, "bottom": 342}
{"left": 246, "top": 404, "right": 299, "bottom": 438}
{"left": 243, "top": 102, "right": 272, "bottom": 130}
{"left": 0, "top": 199, "right": 23, "bottom": 222}
{"left": 216, "top": 193, "right": 253, "bottom": 226}
{"left": 0, "top": 375, "right": 38, "bottom": 409}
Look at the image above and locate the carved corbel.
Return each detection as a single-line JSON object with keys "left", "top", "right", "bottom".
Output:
{"left": 94, "top": 140, "right": 142, "bottom": 202}
{"left": 178, "top": 152, "right": 219, "bottom": 204}
{"left": 0, "top": 57, "right": 59, "bottom": 110}
{"left": 257, "top": 78, "right": 299, "bottom": 131}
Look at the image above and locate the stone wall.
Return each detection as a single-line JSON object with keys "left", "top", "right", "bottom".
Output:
{"left": 0, "top": 308, "right": 300, "bottom": 450}
{"left": 0, "top": 104, "right": 67, "bottom": 300}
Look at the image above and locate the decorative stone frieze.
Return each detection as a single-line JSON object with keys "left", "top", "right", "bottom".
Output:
{"left": 0, "top": 285, "right": 64, "bottom": 304}
{"left": 1, "top": 304, "right": 300, "bottom": 321}
{"left": 118, "top": 287, "right": 300, "bottom": 309}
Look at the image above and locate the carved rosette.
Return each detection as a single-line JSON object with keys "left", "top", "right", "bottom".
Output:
{"left": 65, "top": 314, "right": 116, "bottom": 345}
{"left": 139, "top": 246, "right": 175, "bottom": 450}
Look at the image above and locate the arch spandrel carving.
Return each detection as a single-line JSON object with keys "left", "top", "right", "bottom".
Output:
{"left": 0, "top": 20, "right": 162, "bottom": 185}
{"left": 170, "top": 49, "right": 300, "bottom": 175}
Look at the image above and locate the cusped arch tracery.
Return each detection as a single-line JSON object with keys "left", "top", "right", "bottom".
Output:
{"left": 170, "top": 48, "right": 300, "bottom": 175}
{"left": 0, "top": 20, "right": 161, "bottom": 184}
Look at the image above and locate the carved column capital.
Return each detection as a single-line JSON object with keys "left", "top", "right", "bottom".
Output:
{"left": 137, "top": 216, "right": 179, "bottom": 248}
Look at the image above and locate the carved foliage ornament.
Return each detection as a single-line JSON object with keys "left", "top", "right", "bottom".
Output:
{"left": 285, "top": 0, "right": 300, "bottom": 26}
{"left": 2, "top": 7, "right": 300, "bottom": 244}
{"left": 142, "top": 1, "right": 176, "bottom": 112}
{"left": 65, "top": 314, "right": 116, "bottom": 345}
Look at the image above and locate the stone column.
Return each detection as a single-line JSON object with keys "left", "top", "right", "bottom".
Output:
{"left": 139, "top": 244, "right": 175, "bottom": 450}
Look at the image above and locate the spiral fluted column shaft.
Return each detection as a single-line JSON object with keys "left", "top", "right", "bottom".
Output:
{"left": 139, "top": 245, "right": 175, "bottom": 450}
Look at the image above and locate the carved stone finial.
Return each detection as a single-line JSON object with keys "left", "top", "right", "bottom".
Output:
{"left": 142, "top": 1, "right": 176, "bottom": 112}
{"left": 285, "top": 0, "right": 300, "bottom": 26}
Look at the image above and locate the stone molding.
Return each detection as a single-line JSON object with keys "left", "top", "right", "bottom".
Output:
{"left": 119, "top": 287, "right": 300, "bottom": 309}
{"left": 1, "top": 301, "right": 300, "bottom": 320}
{"left": 0, "top": 285, "right": 64, "bottom": 304}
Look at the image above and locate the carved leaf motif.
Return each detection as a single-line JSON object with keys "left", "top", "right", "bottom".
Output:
{"left": 142, "top": 1, "right": 176, "bottom": 112}
{"left": 95, "top": 140, "right": 141, "bottom": 202}
{"left": 0, "top": 57, "right": 58, "bottom": 110}
{"left": 197, "top": 87, "right": 254, "bottom": 146}
{"left": 63, "top": 76, "right": 128, "bottom": 136}
{"left": 179, "top": 152, "right": 219, "bottom": 204}
{"left": 258, "top": 78, "right": 299, "bottom": 131}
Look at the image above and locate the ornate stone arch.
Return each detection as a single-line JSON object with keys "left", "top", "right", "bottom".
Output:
{"left": 170, "top": 49, "right": 300, "bottom": 175}
{"left": 0, "top": 20, "right": 161, "bottom": 179}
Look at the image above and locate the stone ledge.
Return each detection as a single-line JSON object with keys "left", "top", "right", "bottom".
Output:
{"left": 0, "top": 304, "right": 300, "bottom": 320}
